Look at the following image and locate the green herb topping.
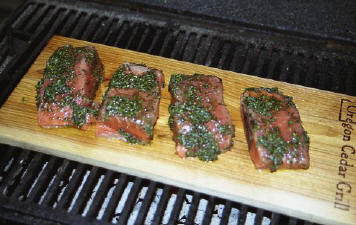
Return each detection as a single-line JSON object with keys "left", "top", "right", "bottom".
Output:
{"left": 104, "top": 95, "right": 142, "bottom": 118}
{"left": 118, "top": 128, "right": 145, "bottom": 144}
{"left": 244, "top": 94, "right": 282, "bottom": 116}
{"left": 110, "top": 66, "right": 158, "bottom": 93}
{"left": 178, "top": 125, "right": 220, "bottom": 161}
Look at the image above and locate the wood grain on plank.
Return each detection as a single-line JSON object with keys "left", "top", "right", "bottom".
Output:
{"left": 0, "top": 36, "right": 355, "bottom": 225}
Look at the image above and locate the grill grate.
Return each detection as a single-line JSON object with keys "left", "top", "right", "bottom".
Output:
{"left": 0, "top": 0, "right": 355, "bottom": 224}
{"left": 0, "top": 144, "right": 316, "bottom": 225}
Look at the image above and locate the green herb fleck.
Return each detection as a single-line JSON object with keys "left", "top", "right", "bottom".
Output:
{"left": 110, "top": 67, "right": 158, "bottom": 93}
{"left": 119, "top": 128, "right": 145, "bottom": 144}
{"left": 104, "top": 95, "right": 142, "bottom": 118}
{"left": 244, "top": 94, "right": 282, "bottom": 116}
{"left": 178, "top": 125, "right": 220, "bottom": 161}
{"left": 257, "top": 128, "right": 288, "bottom": 171}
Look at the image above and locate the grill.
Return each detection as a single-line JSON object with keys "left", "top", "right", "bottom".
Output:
{"left": 0, "top": 0, "right": 355, "bottom": 224}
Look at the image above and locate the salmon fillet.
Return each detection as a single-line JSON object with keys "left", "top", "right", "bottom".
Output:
{"left": 97, "top": 63, "right": 164, "bottom": 144}
{"left": 36, "top": 45, "right": 103, "bottom": 129}
{"left": 240, "top": 87, "right": 310, "bottom": 171}
{"left": 168, "top": 74, "right": 235, "bottom": 161}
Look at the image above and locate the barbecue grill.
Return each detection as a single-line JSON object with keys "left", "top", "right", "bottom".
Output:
{"left": 0, "top": 0, "right": 355, "bottom": 224}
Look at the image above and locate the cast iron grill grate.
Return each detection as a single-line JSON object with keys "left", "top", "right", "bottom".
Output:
{"left": 0, "top": 144, "right": 316, "bottom": 225}
{"left": 0, "top": 0, "right": 355, "bottom": 224}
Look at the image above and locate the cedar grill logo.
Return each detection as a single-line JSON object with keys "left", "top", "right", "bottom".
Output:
{"left": 339, "top": 99, "right": 356, "bottom": 125}
{"left": 334, "top": 98, "right": 355, "bottom": 211}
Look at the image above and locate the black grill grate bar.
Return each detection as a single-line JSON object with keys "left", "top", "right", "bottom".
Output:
{"left": 254, "top": 47, "right": 272, "bottom": 78}
{"left": 185, "top": 192, "right": 201, "bottom": 224}
{"left": 85, "top": 170, "right": 114, "bottom": 218}
{"left": 229, "top": 42, "right": 247, "bottom": 73}
{"left": 266, "top": 49, "right": 281, "bottom": 80}
{"left": 1, "top": 2, "right": 31, "bottom": 40}
{"left": 182, "top": 33, "right": 199, "bottom": 62}
{"left": 278, "top": 52, "right": 293, "bottom": 83}
{"left": 38, "top": 159, "right": 71, "bottom": 206}
{"left": 170, "top": 31, "right": 188, "bottom": 60}
{"left": 204, "top": 37, "right": 221, "bottom": 67}
{"left": 253, "top": 208, "right": 265, "bottom": 225}
{"left": 0, "top": 150, "right": 32, "bottom": 195}
{"left": 81, "top": 14, "right": 100, "bottom": 42}
{"left": 167, "top": 188, "right": 186, "bottom": 225}
{"left": 146, "top": 28, "right": 162, "bottom": 54}
{"left": 70, "top": 13, "right": 90, "bottom": 39}
{"left": 219, "top": 200, "right": 231, "bottom": 225}
{"left": 270, "top": 212, "right": 281, "bottom": 225}
{"left": 151, "top": 185, "right": 171, "bottom": 225}
{"left": 25, "top": 5, "right": 54, "bottom": 34}
{"left": 217, "top": 41, "right": 232, "bottom": 69}
{"left": 102, "top": 19, "right": 120, "bottom": 45}
{"left": 0, "top": 146, "right": 17, "bottom": 177}
{"left": 69, "top": 166, "right": 100, "bottom": 214}
{"left": 241, "top": 44, "right": 255, "bottom": 74}
{"left": 113, "top": 21, "right": 130, "bottom": 47}
{"left": 290, "top": 54, "right": 304, "bottom": 85}
{"left": 315, "top": 60, "right": 329, "bottom": 91}
{"left": 125, "top": 25, "right": 142, "bottom": 50}
{"left": 15, "top": 156, "right": 59, "bottom": 203}
{"left": 345, "top": 66, "right": 356, "bottom": 95}
{"left": 134, "top": 181, "right": 157, "bottom": 225}
{"left": 303, "top": 57, "right": 316, "bottom": 88}
{"left": 53, "top": 163, "right": 87, "bottom": 209}
{"left": 57, "top": 10, "right": 81, "bottom": 36}
{"left": 238, "top": 204, "right": 249, "bottom": 225}
{"left": 13, "top": 3, "right": 42, "bottom": 31}
{"left": 158, "top": 31, "right": 175, "bottom": 58}
{"left": 91, "top": 17, "right": 112, "bottom": 43}
{"left": 7, "top": 153, "right": 44, "bottom": 199}
{"left": 116, "top": 177, "right": 143, "bottom": 225}
{"left": 193, "top": 35, "right": 211, "bottom": 65}
{"left": 201, "top": 196, "right": 215, "bottom": 225}
{"left": 135, "top": 26, "right": 151, "bottom": 52}
{"left": 288, "top": 217, "right": 298, "bottom": 225}
{"left": 101, "top": 173, "right": 128, "bottom": 222}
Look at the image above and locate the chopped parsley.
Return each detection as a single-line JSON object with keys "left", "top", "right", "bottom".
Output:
{"left": 244, "top": 94, "right": 282, "bottom": 116}
{"left": 104, "top": 95, "right": 142, "bottom": 118}
{"left": 110, "top": 66, "right": 158, "bottom": 93}
{"left": 119, "top": 128, "right": 145, "bottom": 144}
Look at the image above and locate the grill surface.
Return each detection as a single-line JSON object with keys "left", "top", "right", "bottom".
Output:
{"left": 0, "top": 0, "right": 355, "bottom": 224}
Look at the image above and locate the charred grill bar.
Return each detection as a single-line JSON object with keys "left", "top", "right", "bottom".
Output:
{"left": 0, "top": 0, "right": 355, "bottom": 224}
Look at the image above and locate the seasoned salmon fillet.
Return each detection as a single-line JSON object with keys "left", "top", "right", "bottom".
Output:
{"left": 97, "top": 63, "right": 164, "bottom": 144}
{"left": 240, "top": 87, "right": 310, "bottom": 171}
{"left": 168, "top": 74, "right": 235, "bottom": 161}
{"left": 36, "top": 45, "right": 103, "bottom": 129}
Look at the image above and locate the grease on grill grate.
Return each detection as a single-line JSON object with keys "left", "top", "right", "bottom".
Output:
{"left": 0, "top": 145, "right": 314, "bottom": 225}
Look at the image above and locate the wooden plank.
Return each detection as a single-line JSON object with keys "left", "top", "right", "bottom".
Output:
{"left": 0, "top": 35, "right": 355, "bottom": 225}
